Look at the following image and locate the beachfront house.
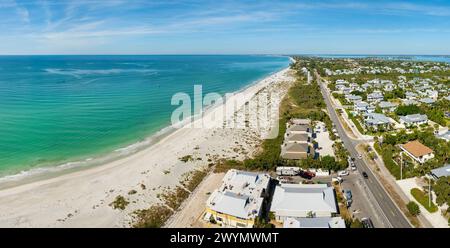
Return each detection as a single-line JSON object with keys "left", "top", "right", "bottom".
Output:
{"left": 205, "top": 169, "right": 271, "bottom": 228}
{"left": 270, "top": 184, "right": 340, "bottom": 223}
{"left": 363, "top": 113, "right": 391, "bottom": 131}
{"left": 399, "top": 114, "right": 428, "bottom": 127}
{"left": 280, "top": 143, "right": 311, "bottom": 160}
{"left": 378, "top": 101, "right": 397, "bottom": 113}
{"left": 400, "top": 140, "right": 434, "bottom": 164}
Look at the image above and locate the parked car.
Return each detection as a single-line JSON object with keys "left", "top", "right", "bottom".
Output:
{"left": 299, "top": 170, "right": 315, "bottom": 180}
{"left": 362, "top": 172, "right": 368, "bottom": 179}
{"left": 343, "top": 189, "right": 353, "bottom": 207}
{"left": 338, "top": 170, "right": 349, "bottom": 177}
{"left": 361, "top": 217, "right": 374, "bottom": 228}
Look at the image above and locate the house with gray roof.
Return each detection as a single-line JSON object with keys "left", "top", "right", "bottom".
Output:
{"left": 205, "top": 169, "right": 271, "bottom": 227}
{"left": 430, "top": 164, "right": 450, "bottom": 180}
{"left": 420, "top": 98, "right": 436, "bottom": 105}
{"left": 345, "top": 94, "right": 362, "bottom": 103}
{"left": 280, "top": 143, "right": 311, "bottom": 160}
{"left": 363, "top": 113, "right": 391, "bottom": 131}
{"left": 367, "top": 91, "right": 384, "bottom": 103}
{"left": 270, "top": 184, "right": 339, "bottom": 223}
{"left": 399, "top": 114, "right": 428, "bottom": 127}
{"left": 378, "top": 101, "right": 397, "bottom": 113}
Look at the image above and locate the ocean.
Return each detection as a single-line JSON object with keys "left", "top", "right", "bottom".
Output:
{"left": 0, "top": 55, "right": 291, "bottom": 179}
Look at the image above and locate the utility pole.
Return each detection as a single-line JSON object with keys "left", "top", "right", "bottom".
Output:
{"left": 400, "top": 151, "right": 403, "bottom": 180}
{"left": 428, "top": 176, "right": 431, "bottom": 208}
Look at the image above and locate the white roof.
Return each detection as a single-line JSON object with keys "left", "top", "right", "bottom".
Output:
{"left": 270, "top": 184, "right": 338, "bottom": 217}
{"left": 206, "top": 169, "right": 270, "bottom": 219}
{"left": 283, "top": 217, "right": 346, "bottom": 228}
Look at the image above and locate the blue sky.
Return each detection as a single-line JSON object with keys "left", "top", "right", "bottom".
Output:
{"left": 1, "top": 0, "right": 450, "bottom": 55}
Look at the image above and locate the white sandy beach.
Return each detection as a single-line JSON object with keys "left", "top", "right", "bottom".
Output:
{"left": 0, "top": 68, "right": 294, "bottom": 227}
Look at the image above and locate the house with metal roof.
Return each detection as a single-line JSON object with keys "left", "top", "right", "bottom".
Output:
{"left": 400, "top": 140, "right": 435, "bottom": 164}
{"left": 436, "top": 130, "right": 450, "bottom": 142}
{"left": 345, "top": 94, "right": 362, "bottom": 103}
{"left": 367, "top": 91, "right": 384, "bottom": 103}
{"left": 363, "top": 113, "right": 391, "bottom": 131}
{"left": 270, "top": 184, "right": 339, "bottom": 223}
{"left": 205, "top": 169, "right": 271, "bottom": 227}
{"left": 378, "top": 101, "right": 397, "bottom": 113}
{"left": 399, "top": 114, "right": 428, "bottom": 127}
{"left": 430, "top": 164, "right": 450, "bottom": 180}
{"left": 419, "top": 98, "right": 436, "bottom": 105}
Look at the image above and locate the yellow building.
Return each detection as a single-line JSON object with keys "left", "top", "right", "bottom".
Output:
{"left": 204, "top": 169, "right": 270, "bottom": 228}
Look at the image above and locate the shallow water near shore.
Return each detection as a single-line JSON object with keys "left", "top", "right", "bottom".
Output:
{"left": 0, "top": 55, "right": 290, "bottom": 181}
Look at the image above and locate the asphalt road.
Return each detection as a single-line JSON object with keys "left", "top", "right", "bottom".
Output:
{"left": 316, "top": 73, "right": 412, "bottom": 228}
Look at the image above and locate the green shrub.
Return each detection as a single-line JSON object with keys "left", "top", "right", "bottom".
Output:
{"left": 407, "top": 201, "right": 421, "bottom": 217}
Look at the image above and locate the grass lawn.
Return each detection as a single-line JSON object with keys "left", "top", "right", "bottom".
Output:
{"left": 410, "top": 188, "right": 438, "bottom": 213}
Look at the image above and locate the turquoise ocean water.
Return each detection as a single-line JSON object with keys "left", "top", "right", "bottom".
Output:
{"left": 0, "top": 55, "right": 290, "bottom": 179}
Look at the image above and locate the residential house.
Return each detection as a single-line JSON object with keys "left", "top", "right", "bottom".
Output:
{"left": 363, "top": 113, "right": 391, "bottom": 131}
{"left": 270, "top": 184, "right": 339, "bottom": 222}
{"left": 419, "top": 98, "right": 436, "bottom": 105}
{"left": 345, "top": 94, "right": 362, "bottom": 103}
{"left": 378, "top": 101, "right": 397, "bottom": 113}
{"left": 400, "top": 140, "right": 434, "bottom": 164}
{"left": 367, "top": 91, "right": 384, "bottom": 103}
{"left": 205, "top": 169, "right": 271, "bottom": 228}
{"left": 430, "top": 164, "right": 450, "bottom": 180}
{"left": 399, "top": 114, "right": 428, "bottom": 127}
{"left": 281, "top": 143, "right": 311, "bottom": 160}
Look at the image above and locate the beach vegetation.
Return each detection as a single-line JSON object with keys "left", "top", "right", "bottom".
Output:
{"left": 181, "top": 169, "right": 208, "bottom": 192}
{"left": 132, "top": 204, "right": 173, "bottom": 228}
{"left": 179, "top": 155, "right": 194, "bottom": 162}
{"left": 161, "top": 186, "right": 190, "bottom": 211}
{"left": 109, "top": 195, "right": 129, "bottom": 210}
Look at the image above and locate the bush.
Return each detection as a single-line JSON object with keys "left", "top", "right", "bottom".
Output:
{"left": 407, "top": 201, "right": 421, "bottom": 217}
{"left": 133, "top": 204, "right": 173, "bottom": 228}
{"left": 109, "top": 195, "right": 129, "bottom": 210}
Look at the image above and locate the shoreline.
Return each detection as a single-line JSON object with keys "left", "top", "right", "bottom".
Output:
{"left": 0, "top": 65, "right": 294, "bottom": 227}
{"left": 0, "top": 59, "right": 291, "bottom": 190}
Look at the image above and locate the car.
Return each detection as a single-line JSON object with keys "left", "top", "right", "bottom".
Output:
{"left": 357, "top": 154, "right": 362, "bottom": 159}
{"left": 351, "top": 164, "right": 357, "bottom": 171}
{"left": 299, "top": 170, "right": 315, "bottom": 180}
{"left": 361, "top": 217, "right": 374, "bottom": 228}
{"left": 362, "top": 172, "right": 368, "bottom": 179}
{"left": 338, "top": 170, "right": 349, "bottom": 177}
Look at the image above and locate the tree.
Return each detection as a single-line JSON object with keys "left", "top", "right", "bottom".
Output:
{"left": 395, "top": 105, "right": 421, "bottom": 116}
{"left": 321, "top": 155, "right": 337, "bottom": 171}
{"left": 433, "top": 176, "right": 450, "bottom": 207}
{"left": 407, "top": 201, "right": 421, "bottom": 217}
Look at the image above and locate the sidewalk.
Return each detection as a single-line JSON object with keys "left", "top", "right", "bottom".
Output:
{"left": 357, "top": 143, "right": 433, "bottom": 228}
